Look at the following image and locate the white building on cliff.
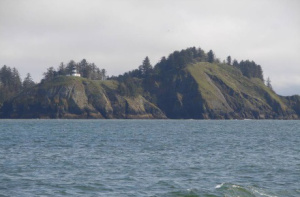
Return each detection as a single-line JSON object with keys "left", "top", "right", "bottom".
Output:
{"left": 72, "top": 67, "right": 81, "bottom": 77}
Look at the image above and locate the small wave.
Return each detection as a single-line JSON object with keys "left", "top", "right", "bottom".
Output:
{"left": 251, "top": 188, "right": 278, "bottom": 197}
{"left": 214, "top": 183, "right": 277, "bottom": 197}
{"left": 215, "top": 183, "right": 225, "bottom": 189}
{"left": 232, "top": 184, "right": 242, "bottom": 188}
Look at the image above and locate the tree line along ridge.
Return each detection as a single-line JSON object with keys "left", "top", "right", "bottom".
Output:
{"left": 0, "top": 47, "right": 273, "bottom": 106}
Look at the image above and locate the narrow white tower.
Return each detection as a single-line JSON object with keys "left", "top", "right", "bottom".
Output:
{"left": 71, "top": 67, "right": 81, "bottom": 77}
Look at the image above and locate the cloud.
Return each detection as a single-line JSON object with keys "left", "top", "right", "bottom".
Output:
{"left": 0, "top": 0, "right": 299, "bottom": 95}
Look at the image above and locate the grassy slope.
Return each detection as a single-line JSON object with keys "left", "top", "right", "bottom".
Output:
{"left": 187, "top": 62, "right": 287, "bottom": 111}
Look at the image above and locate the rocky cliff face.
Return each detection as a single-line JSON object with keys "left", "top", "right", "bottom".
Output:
{"left": 186, "top": 63, "right": 299, "bottom": 119}
{"left": 0, "top": 77, "right": 166, "bottom": 119}
{"left": 150, "top": 62, "right": 299, "bottom": 119}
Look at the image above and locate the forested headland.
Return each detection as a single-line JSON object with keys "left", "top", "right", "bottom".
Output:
{"left": 1, "top": 47, "right": 299, "bottom": 119}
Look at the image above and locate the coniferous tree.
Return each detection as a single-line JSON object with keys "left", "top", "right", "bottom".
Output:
{"left": 58, "top": 62, "right": 67, "bottom": 76}
{"left": 197, "top": 48, "right": 207, "bottom": 61}
{"left": 156, "top": 56, "right": 167, "bottom": 75}
{"left": 0, "top": 65, "right": 23, "bottom": 103}
{"left": 79, "top": 59, "right": 89, "bottom": 78}
{"left": 0, "top": 65, "right": 12, "bottom": 86}
{"left": 237, "top": 60, "right": 264, "bottom": 81}
{"left": 266, "top": 77, "right": 273, "bottom": 90}
{"left": 232, "top": 59, "right": 239, "bottom": 67}
{"left": 43, "top": 67, "right": 56, "bottom": 81}
{"left": 42, "top": 59, "right": 106, "bottom": 81}
{"left": 139, "top": 56, "right": 153, "bottom": 76}
{"left": 227, "top": 56, "right": 232, "bottom": 65}
{"left": 23, "top": 73, "right": 35, "bottom": 89}
{"left": 12, "top": 68, "right": 22, "bottom": 92}
{"left": 101, "top": 69, "right": 107, "bottom": 80}
{"left": 207, "top": 50, "right": 215, "bottom": 63}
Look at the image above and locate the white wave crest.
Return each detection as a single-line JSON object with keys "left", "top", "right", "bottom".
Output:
{"left": 251, "top": 188, "right": 278, "bottom": 197}
{"left": 215, "top": 183, "right": 225, "bottom": 189}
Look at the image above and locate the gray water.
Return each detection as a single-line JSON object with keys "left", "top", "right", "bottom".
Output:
{"left": 0, "top": 120, "right": 299, "bottom": 197}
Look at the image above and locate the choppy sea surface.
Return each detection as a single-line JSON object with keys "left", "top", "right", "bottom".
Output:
{"left": 0, "top": 120, "right": 299, "bottom": 197}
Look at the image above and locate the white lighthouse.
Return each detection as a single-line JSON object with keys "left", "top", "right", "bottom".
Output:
{"left": 71, "top": 67, "right": 81, "bottom": 77}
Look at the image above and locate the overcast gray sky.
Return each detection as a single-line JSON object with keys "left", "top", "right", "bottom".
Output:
{"left": 0, "top": 0, "right": 299, "bottom": 95}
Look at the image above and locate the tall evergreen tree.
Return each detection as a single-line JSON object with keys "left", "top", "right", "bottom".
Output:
{"left": 101, "top": 69, "right": 107, "bottom": 80}
{"left": 12, "top": 68, "right": 22, "bottom": 92}
{"left": 139, "top": 56, "right": 153, "bottom": 76}
{"left": 58, "top": 62, "right": 67, "bottom": 76}
{"left": 266, "top": 77, "right": 273, "bottom": 90}
{"left": 227, "top": 56, "right": 232, "bottom": 65}
{"left": 23, "top": 73, "right": 35, "bottom": 89}
{"left": 237, "top": 60, "right": 264, "bottom": 81}
{"left": 79, "top": 59, "right": 89, "bottom": 78}
{"left": 0, "top": 65, "right": 12, "bottom": 86}
{"left": 43, "top": 67, "right": 56, "bottom": 81}
{"left": 0, "top": 65, "right": 23, "bottom": 103}
{"left": 232, "top": 59, "right": 239, "bottom": 67}
{"left": 207, "top": 50, "right": 215, "bottom": 63}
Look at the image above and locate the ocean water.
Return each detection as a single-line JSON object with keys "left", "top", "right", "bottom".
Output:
{"left": 0, "top": 120, "right": 299, "bottom": 197}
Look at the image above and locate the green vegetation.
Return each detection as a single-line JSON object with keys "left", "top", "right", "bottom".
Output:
{"left": 187, "top": 62, "right": 287, "bottom": 114}
{"left": 43, "top": 59, "right": 107, "bottom": 81}
{"left": 0, "top": 65, "right": 35, "bottom": 105}
{"left": 266, "top": 77, "right": 273, "bottom": 90}
{"left": 1, "top": 46, "right": 299, "bottom": 119}
{"left": 235, "top": 60, "right": 264, "bottom": 80}
{"left": 187, "top": 63, "right": 228, "bottom": 101}
{"left": 207, "top": 50, "right": 215, "bottom": 63}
